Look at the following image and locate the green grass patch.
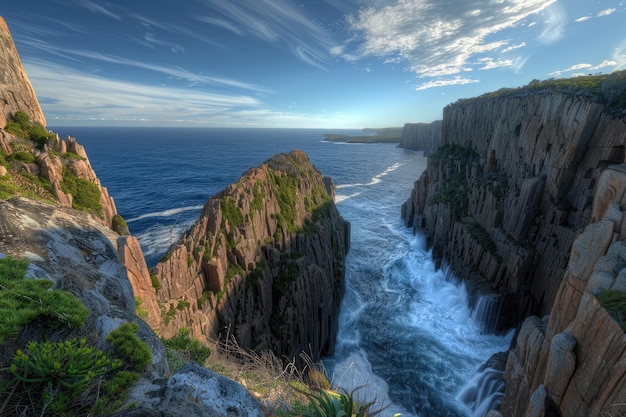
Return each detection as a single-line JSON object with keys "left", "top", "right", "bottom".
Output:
{"left": 0, "top": 256, "right": 89, "bottom": 344}
{"left": 221, "top": 197, "right": 244, "bottom": 227}
{"left": 465, "top": 222, "right": 502, "bottom": 263}
{"left": 61, "top": 167, "right": 103, "bottom": 216}
{"left": 598, "top": 290, "right": 626, "bottom": 332}
{"left": 161, "top": 327, "right": 211, "bottom": 371}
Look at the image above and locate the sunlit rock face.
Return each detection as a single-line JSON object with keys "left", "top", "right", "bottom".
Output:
{"left": 0, "top": 17, "right": 46, "bottom": 128}
{"left": 501, "top": 165, "right": 626, "bottom": 417}
{"left": 138, "top": 151, "right": 349, "bottom": 366}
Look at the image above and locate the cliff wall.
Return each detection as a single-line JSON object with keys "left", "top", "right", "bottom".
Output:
{"left": 133, "top": 151, "right": 349, "bottom": 365}
{"left": 399, "top": 120, "right": 442, "bottom": 154}
{"left": 0, "top": 17, "right": 46, "bottom": 128}
{"left": 499, "top": 165, "right": 626, "bottom": 417}
{"left": 402, "top": 88, "right": 626, "bottom": 324}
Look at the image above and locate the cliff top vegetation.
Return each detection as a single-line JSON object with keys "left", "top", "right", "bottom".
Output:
{"left": 454, "top": 70, "right": 626, "bottom": 117}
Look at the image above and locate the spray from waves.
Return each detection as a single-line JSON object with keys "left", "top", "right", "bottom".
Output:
{"left": 135, "top": 219, "right": 197, "bottom": 265}
{"left": 126, "top": 205, "right": 204, "bottom": 223}
{"left": 336, "top": 162, "right": 405, "bottom": 189}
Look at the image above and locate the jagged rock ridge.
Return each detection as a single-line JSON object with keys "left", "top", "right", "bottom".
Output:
{"left": 135, "top": 150, "right": 349, "bottom": 365}
{"left": 0, "top": 16, "right": 46, "bottom": 128}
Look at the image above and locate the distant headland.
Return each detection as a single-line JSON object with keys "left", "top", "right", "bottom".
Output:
{"left": 323, "top": 127, "right": 402, "bottom": 143}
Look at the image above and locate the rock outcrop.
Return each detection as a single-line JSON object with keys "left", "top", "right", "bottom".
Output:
{"left": 0, "top": 16, "right": 46, "bottom": 128}
{"left": 402, "top": 86, "right": 626, "bottom": 325}
{"left": 398, "top": 120, "right": 442, "bottom": 154}
{"left": 133, "top": 151, "right": 349, "bottom": 366}
{"left": 500, "top": 165, "right": 626, "bottom": 417}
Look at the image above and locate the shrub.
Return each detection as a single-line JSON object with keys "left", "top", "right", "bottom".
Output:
{"left": 161, "top": 327, "right": 211, "bottom": 371}
{"left": 105, "top": 322, "right": 152, "bottom": 371}
{"left": 598, "top": 290, "right": 626, "bottom": 332}
{"left": 289, "top": 386, "right": 388, "bottom": 417}
{"left": 61, "top": 167, "right": 102, "bottom": 215}
{"left": 6, "top": 338, "right": 122, "bottom": 416}
{"left": 0, "top": 256, "right": 89, "bottom": 343}
{"left": 4, "top": 111, "right": 55, "bottom": 149}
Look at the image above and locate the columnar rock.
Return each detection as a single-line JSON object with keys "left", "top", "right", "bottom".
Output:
{"left": 501, "top": 164, "right": 626, "bottom": 416}
{"left": 0, "top": 17, "right": 46, "bottom": 128}
{"left": 402, "top": 85, "right": 626, "bottom": 324}
{"left": 135, "top": 151, "right": 349, "bottom": 365}
{"left": 398, "top": 120, "right": 442, "bottom": 155}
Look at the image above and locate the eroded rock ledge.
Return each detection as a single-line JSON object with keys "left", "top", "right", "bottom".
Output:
{"left": 134, "top": 150, "right": 349, "bottom": 365}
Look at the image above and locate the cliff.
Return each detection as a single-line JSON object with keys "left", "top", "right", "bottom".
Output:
{"left": 402, "top": 73, "right": 626, "bottom": 417}
{"left": 133, "top": 150, "right": 349, "bottom": 366}
{"left": 499, "top": 165, "right": 626, "bottom": 417}
{"left": 402, "top": 75, "right": 626, "bottom": 325}
{"left": 399, "top": 120, "right": 442, "bottom": 154}
{"left": 0, "top": 16, "right": 46, "bottom": 128}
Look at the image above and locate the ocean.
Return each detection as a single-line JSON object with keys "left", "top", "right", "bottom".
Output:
{"left": 51, "top": 126, "right": 512, "bottom": 417}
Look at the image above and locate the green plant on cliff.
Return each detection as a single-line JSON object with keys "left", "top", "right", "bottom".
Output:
{"left": 161, "top": 327, "right": 211, "bottom": 372}
{"left": 4, "top": 111, "right": 56, "bottom": 149}
{"left": 598, "top": 290, "right": 626, "bottom": 332}
{"left": 61, "top": 167, "right": 103, "bottom": 216}
{"left": 221, "top": 197, "right": 244, "bottom": 227}
{"left": 268, "top": 171, "right": 300, "bottom": 233}
{"left": 465, "top": 221, "right": 502, "bottom": 263}
{"left": 0, "top": 256, "right": 89, "bottom": 344}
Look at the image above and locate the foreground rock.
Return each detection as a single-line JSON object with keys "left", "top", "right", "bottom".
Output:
{"left": 134, "top": 151, "right": 349, "bottom": 366}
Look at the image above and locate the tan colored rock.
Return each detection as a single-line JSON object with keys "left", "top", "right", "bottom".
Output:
{"left": 543, "top": 332, "right": 576, "bottom": 405}
{"left": 141, "top": 151, "right": 349, "bottom": 365}
{"left": 0, "top": 17, "right": 46, "bottom": 127}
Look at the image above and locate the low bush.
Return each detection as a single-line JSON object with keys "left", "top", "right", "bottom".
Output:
{"left": 598, "top": 290, "right": 626, "bottom": 331}
{"left": 61, "top": 167, "right": 102, "bottom": 215}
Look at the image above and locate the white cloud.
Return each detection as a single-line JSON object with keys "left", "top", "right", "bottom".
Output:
{"left": 575, "top": 16, "right": 591, "bottom": 23}
{"left": 335, "top": 0, "right": 557, "bottom": 81}
{"left": 597, "top": 8, "right": 617, "bottom": 17}
{"left": 197, "top": 0, "right": 335, "bottom": 68}
{"left": 415, "top": 76, "right": 479, "bottom": 91}
{"left": 75, "top": 0, "right": 121, "bottom": 21}
{"left": 477, "top": 57, "right": 514, "bottom": 70}
{"left": 536, "top": 3, "right": 566, "bottom": 44}
{"left": 502, "top": 42, "right": 526, "bottom": 53}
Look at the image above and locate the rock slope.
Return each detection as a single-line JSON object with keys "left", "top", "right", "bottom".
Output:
{"left": 134, "top": 151, "right": 349, "bottom": 365}
{"left": 0, "top": 16, "right": 46, "bottom": 128}
{"left": 402, "top": 82, "right": 626, "bottom": 324}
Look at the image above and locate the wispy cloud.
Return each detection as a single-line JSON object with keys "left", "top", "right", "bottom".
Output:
{"left": 74, "top": 0, "right": 121, "bottom": 21}
{"left": 333, "top": 0, "right": 557, "bottom": 87}
{"left": 23, "top": 59, "right": 351, "bottom": 127}
{"left": 548, "top": 60, "right": 618, "bottom": 77}
{"left": 197, "top": 0, "right": 335, "bottom": 69}
{"left": 415, "top": 76, "right": 480, "bottom": 91}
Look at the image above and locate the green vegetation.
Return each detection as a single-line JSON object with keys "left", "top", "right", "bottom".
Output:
{"left": 598, "top": 290, "right": 626, "bottom": 332}
{"left": 112, "top": 214, "right": 129, "bottom": 235}
{"left": 0, "top": 256, "right": 89, "bottom": 344}
{"left": 105, "top": 322, "right": 152, "bottom": 372}
{"left": 150, "top": 273, "right": 161, "bottom": 290}
{"left": 4, "top": 111, "right": 55, "bottom": 149}
{"left": 6, "top": 339, "right": 122, "bottom": 416}
{"left": 289, "top": 385, "right": 389, "bottom": 417}
{"left": 323, "top": 127, "right": 403, "bottom": 143}
{"left": 135, "top": 296, "right": 149, "bottom": 319}
{"left": 221, "top": 197, "right": 244, "bottom": 227}
{"left": 251, "top": 180, "right": 265, "bottom": 213}
{"left": 268, "top": 171, "right": 300, "bottom": 233}
{"left": 161, "top": 327, "right": 211, "bottom": 372}
{"left": 61, "top": 167, "right": 103, "bottom": 215}
{"left": 464, "top": 70, "right": 626, "bottom": 115}
{"left": 466, "top": 221, "right": 502, "bottom": 262}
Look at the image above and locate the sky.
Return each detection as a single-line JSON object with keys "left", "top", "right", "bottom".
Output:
{"left": 2, "top": 0, "right": 625, "bottom": 129}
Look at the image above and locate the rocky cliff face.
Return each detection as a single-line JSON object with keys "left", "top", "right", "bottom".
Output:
{"left": 0, "top": 17, "right": 46, "bottom": 128}
{"left": 399, "top": 120, "right": 442, "bottom": 154}
{"left": 133, "top": 150, "right": 349, "bottom": 365}
{"left": 500, "top": 165, "right": 626, "bottom": 417}
{"left": 402, "top": 89, "right": 626, "bottom": 325}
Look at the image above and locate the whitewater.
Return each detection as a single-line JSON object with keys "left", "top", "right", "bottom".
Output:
{"left": 55, "top": 127, "right": 513, "bottom": 416}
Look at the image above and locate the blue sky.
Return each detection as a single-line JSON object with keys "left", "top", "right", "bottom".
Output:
{"left": 2, "top": 0, "right": 625, "bottom": 128}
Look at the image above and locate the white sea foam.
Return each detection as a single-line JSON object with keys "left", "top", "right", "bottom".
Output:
{"left": 127, "top": 205, "right": 204, "bottom": 223}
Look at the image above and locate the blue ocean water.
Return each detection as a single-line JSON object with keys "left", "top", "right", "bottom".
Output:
{"left": 51, "top": 127, "right": 512, "bottom": 417}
